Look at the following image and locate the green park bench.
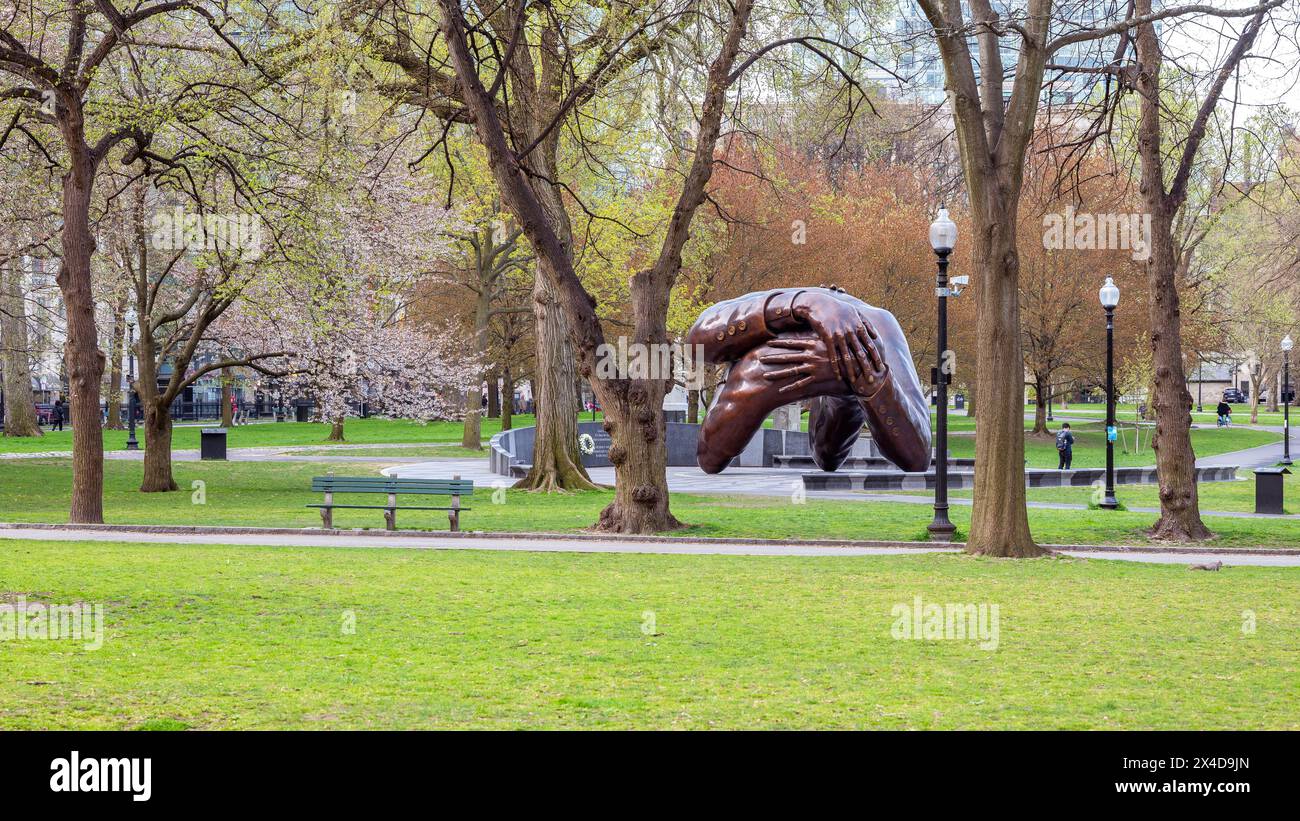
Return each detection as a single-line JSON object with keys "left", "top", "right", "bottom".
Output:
{"left": 308, "top": 475, "right": 473, "bottom": 532}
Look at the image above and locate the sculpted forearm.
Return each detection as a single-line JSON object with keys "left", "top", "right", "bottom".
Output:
{"left": 859, "top": 371, "right": 932, "bottom": 472}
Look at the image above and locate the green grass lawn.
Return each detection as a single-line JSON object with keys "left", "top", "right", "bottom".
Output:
{"left": 285, "top": 444, "right": 490, "bottom": 458}
{"left": 0, "top": 415, "right": 541, "bottom": 454}
{"left": 0, "top": 539, "right": 1295, "bottom": 729}
{"left": 930, "top": 469, "right": 1300, "bottom": 515}
{"left": 1033, "top": 402, "right": 1290, "bottom": 427}
{"left": 3, "top": 458, "right": 1300, "bottom": 547}
{"left": 945, "top": 423, "right": 1278, "bottom": 469}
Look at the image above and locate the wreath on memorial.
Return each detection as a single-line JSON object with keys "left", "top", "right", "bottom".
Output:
{"left": 578, "top": 433, "right": 596, "bottom": 455}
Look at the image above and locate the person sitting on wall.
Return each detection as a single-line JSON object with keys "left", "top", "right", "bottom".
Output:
{"left": 687, "top": 287, "right": 931, "bottom": 474}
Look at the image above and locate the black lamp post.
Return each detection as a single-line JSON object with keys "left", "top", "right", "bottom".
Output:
{"left": 1283, "top": 334, "right": 1293, "bottom": 466}
{"left": 927, "top": 207, "right": 958, "bottom": 542}
{"left": 1099, "top": 277, "right": 1120, "bottom": 510}
{"left": 1196, "top": 360, "right": 1203, "bottom": 413}
{"left": 126, "top": 320, "right": 139, "bottom": 451}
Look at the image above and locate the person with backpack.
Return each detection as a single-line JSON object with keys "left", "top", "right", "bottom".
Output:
{"left": 1055, "top": 423, "right": 1075, "bottom": 470}
{"left": 52, "top": 397, "right": 65, "bottom": 432}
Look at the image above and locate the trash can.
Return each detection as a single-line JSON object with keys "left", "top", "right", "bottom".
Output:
{"left": 200, "top": 428, "right": 228, "bottom": 461}
{"left": 1253, "top": 467, "right": 1291, "bottom": 515}
{"left": 955, "top": 394, "right": 965, "bottom": 410}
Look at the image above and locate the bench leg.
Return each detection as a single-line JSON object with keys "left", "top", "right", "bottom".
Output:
{"left": 385, "top": 492, "right": 397, "bottom": 531}
{"left": 320, "top": 492, "right": 333, "bottom": 529}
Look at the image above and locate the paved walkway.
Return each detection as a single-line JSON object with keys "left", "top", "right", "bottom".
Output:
{"left": 2, "top": 526, "right": 1297, "bottom": 565}
{"left": 385, "top": 454, "right": 1299, "bottom": 521}
{"left": 1, "top": 441, "right": 455, "bottom": 464}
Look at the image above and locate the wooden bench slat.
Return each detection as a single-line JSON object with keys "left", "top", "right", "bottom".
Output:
{"left": 314, "top": 487, "right": 471, "bottom": 494}
{"left": 311, "top": 478, "right": 473, "bottom": 494}
{"left": 307, "top": 504, "right": 472, "bottom": 511}
{"left": 310, "top": 475, "right": 471, "bottom": 532}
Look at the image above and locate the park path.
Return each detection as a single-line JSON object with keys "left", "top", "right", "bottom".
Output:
{"left": 0, "top": 441, "right": 451, "bottom": 463}
{"left": 1, "top": 526, "right": 1298, "bottom": 566}
{"left": 385, "top": 450, "right": 1298, "bottom": 521}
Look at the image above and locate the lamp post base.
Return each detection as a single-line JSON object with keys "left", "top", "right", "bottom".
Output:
{"left": 125, "top": 440, "right": 140, "bottom": 451}
{"left": 1099, "top": 494, "right": 1119, "bottom": 510}
{"left": 927, "top": 512, "right": 956, "bottom": 542}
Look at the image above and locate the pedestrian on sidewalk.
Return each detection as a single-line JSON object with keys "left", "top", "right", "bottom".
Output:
{"left": 1055, "top": 423, "right": 1074, "bottom": 470}
{"left": 52, "top": 397, "right": 64, "bottom": 431}
{"left": 1217, "top": 400, "right": 1232, "bottom": 427}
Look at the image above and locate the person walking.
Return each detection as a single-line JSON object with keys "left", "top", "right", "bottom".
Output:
{"left": 1216, "top": 399, "right": 1232, "bottom": 427}
{"left": 1055, "top": 423, "right": 1075, "bottom": 470}
{"left": 52, "top": 397, "right": 64, "bottom": 432}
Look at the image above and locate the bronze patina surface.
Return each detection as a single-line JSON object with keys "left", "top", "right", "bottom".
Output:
{"left": 688, "top": 287, "right": 931, "bottom": 473}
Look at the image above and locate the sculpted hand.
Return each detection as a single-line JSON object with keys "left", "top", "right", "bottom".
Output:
{"left": 841, "top": 324, "right": 889, "bottom": 397}
{"left": 792, "top": 291, "right": 882, "bottom": 384}
{"left": 757, "top": 338, "right": 836, "bottom": 395}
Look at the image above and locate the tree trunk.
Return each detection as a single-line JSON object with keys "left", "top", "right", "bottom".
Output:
{"left": 966, "top": 219, "right": 1043, "bottom": 557}
{"left": 140, "top": 401, "right": 179, "bottom": 492}
{"left": 220, "top": 370, "right": 234, "bottom": 427}
{"left": 1, "top": 260, "right": 42, "bottom": 437}
{"left": 501, "top": 363, "right": 513, "bottom": 431}
{"left": 1249, "top": 366, "right": 1264, "bottom": 423}
{"left": 328, "top": 418, "right": 345, "bottom": 441}
{"left": 1144, "top": 208, "right": 1211, "bottom": 541}
{"left": 57, "top": 135, "right": 106, "bottom": 523}
{"left": 103, "top": 298, "right": 126, "bottom": 429}
{"left": 487, "top": 371, "right": 500, "bottom": 418}
{"left": 460, "top": 389, "right": 482, "bottom": 449}
{"left": 516, "top": 271, "right": 596, "bottom": 491}
{"left": 1134, "top": 1, "right": 1213, "bottom": 542}
{"left": 596, "top": 384, "right": 680, "bottom": 533}
{"left": 134, "top": 341, "right": 179, "bottom": 492}
{"left": 1031, "top": 373, "right": 1050, "bottom": 435}
{"left": 462, "top": 288, "right": 491, "bottom": 449}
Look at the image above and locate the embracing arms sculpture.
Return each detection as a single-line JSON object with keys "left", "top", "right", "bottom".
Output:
{"left": 687, "top": 287, "right": 932, "bottom": 474}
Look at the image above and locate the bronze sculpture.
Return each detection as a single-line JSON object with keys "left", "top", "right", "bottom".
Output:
{"left": 688, "top": 287, "right": 931, "bottom": 473}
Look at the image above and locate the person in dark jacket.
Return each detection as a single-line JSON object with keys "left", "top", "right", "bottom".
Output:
{"left": 52, "top": 398, "right": 64, "bottom": 431}
{"left": 1055, "top": 423, "right": 1074, "bottom": 469}
{"left": 1216, "top": 400, "right": 1232, "bottom": 427}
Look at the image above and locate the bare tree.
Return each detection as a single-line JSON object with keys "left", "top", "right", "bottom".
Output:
{"left": 0, "top": 0, "right": 242, "bottom": 520}
{"left": 1127, "top": 0, "right": 1285, "bottom": 540}
{"left": 905, "top": 0, "right": 1285, "bottom": 555}
{"left": 449, "top": 216, "right": 532, "bottom": 449}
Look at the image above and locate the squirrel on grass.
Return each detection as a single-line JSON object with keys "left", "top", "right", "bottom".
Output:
{"left": 1188, "top": 560, "right": 1223, "bottom": 571}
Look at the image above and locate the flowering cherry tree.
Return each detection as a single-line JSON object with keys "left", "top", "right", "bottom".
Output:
{"left": 228, "top": 285, "right": 476, "bottom": 440}
{"left": 222, "top": 159, "right": 477, "bottom": 439}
